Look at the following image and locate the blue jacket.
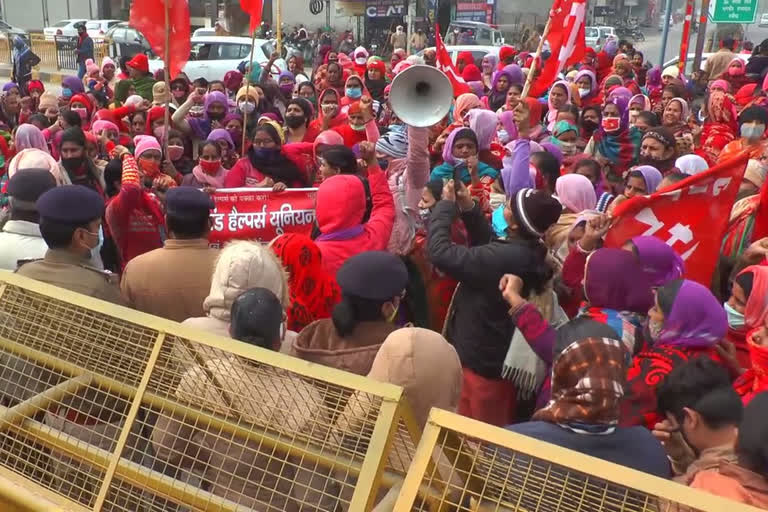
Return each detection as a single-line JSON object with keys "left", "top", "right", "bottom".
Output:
{"left": 76, "top": 35, "right": 94, "bottom": 63}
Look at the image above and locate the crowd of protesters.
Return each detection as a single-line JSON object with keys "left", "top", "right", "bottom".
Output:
{"left": 1, "top": 25, "right": 768, "bottom": 509}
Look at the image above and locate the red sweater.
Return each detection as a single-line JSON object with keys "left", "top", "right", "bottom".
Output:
{"left": 104, "top": 155, "right": 165, "bottom": 270}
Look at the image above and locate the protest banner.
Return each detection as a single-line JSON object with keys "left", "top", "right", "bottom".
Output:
{"left": 209, "top": 188, "right": 317, "bottom": 246}
{"left": 604, "top": 153, "right": 748, "bottom": 285}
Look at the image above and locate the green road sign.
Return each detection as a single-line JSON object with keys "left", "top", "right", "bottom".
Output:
{"left": 708, "top": 0, "right": 758, "bottom": 23}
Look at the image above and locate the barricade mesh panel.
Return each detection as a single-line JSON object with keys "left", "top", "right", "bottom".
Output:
{"left": 0, "top": 274, "right": 420, "bottom": 511}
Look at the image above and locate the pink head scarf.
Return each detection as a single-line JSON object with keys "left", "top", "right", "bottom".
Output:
{"left": 555, "top": 173, "right": 597, "bottom": 213}
{"left": 14, "top": 124, "right": 47, "bottom": 152}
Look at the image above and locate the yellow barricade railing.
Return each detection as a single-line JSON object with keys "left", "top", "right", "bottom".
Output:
{"left": 0, "top": 271, "right": 423, "bottom": 511}
{"left": 0, "top": 35, "right": 109, "bottom": 71}
{"left": 394, "top": 408, "right": 765, "bottom": 512}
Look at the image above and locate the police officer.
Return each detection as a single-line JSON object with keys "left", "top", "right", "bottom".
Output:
{"left": 0, "top": 169, "right": 56, "bottom": 271}
{"left": 16, "top": 185, "right": 125, "bottom": 305}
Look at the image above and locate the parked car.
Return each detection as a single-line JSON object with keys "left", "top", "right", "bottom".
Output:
{"left": 105, "top": 23, "right": 153, "bottom": 59}
{"left": 86, "top": 19, "right": 121, "bottom": 40}
{"left": 597, "top": 26, "right": 617, "bottom": 43}
{"left": 147, "top": 36, "right": 287, "bottom": 81}
{"left": 43, "top": 19, "right": 88, "bottom": 39}
{"left": 0, "top": 20, "right": 29, "bottom": 42}
{"left": 662, "top": 53, "right": 749, "bottom": 75}
{"left": 192, "top": 27, "right": 217, "bottom": 38}
{"left": 416, "top": 45, "right": 500, "bottom": 66}
{"left": 760, "top": 13, "right": 768, "bottom": 27}
{"left": 585, "top": 26, "right": 601, "bottom": 49}
{"left": 444, "top": 21, "right": 504, "bottom": 46}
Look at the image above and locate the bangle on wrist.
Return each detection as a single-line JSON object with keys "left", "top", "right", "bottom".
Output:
{"left": 576, "top": 239, "right": 595, "bottom": 254}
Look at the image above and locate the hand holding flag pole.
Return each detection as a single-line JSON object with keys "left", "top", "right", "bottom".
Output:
{"left": 520, "top": 16, "right": 554, "bottom": 99}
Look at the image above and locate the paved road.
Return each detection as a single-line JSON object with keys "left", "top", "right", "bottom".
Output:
{"left": 635, "top": 20, "right": 768, "bottom": 69}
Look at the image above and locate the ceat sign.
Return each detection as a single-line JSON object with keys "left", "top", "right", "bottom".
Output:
{"left": 367, "top": 4, "right": 405, "bottom": 16}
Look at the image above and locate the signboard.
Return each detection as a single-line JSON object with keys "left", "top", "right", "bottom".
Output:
{"left": 456, "top": 2, "right": 492, "bottom": 22}
{"left": 366, "top": 0, "right": 405, "bottom": 17}
{"left": 708, "top": 0, "right": 757, "bottom": 23}
{"left": 208, "top": 188, "right": 316, "bottom": 246}
{"left": 336, "top": 0, "right": 366, "bottom": 16}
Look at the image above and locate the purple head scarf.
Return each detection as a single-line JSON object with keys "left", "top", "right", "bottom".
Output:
{"left": 604, "top": 39, "right": 619, "bottom": 57}
{"left": 61, "top": 76, "right": 85, "bottom": 94}
{"left": 656, "top": 279, "right": 727, "bottom": 348}
{"left": 646, "top": 67, "right": 662, "bottom": 89}
{"left": 574, "top": 69, "right": 597, "bottom": 96}
{"left": 2, "top": 82, "right": 18, "bottom": 93}
{"left": 467, "top": 80, "right": 485, "bottom": 97}
{"left": 607, "top": 86, "right": 633, "bottom": 105}
{"left": 203, "top": 91, "right": 228, "bottom": 118}
{"left": 482, "top": 54, "right": 499, "bottom": 74}
{"left": 468, "top": 109, "right": 498, "bottom": 150}
{"left": 499, "top": 110, "right": 518, "bottom": 142}
{"left": 206, "top": 128, "right": 235, "bottom": 150}
{"left": 278, "top": 70, "right": 296, "bottom": 84}
{"left": 14, "top": 124, "right": 47, "bottom": 152}
{"left": 442, "top": 128, "right": 465, "bottom": 166}
{"left": 602, "top": 92, "right": 631, "bottom": 133}
{"left": 584, "top": 248, "right": 654, "bottom": 313}
{"left": 492, "top": 64, "right": 524, "bottom": 89}
{"left": 632, "top": 165, "right": 663, "bottom": 194}
{"left": 630, "top": 236, "right": 685, "bottom": 288}
{"left": 539, "top": 141, "right": 563, "bottom": 165}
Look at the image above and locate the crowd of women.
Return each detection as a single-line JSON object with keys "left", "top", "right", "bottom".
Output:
{"left": 0, "top": 32, "right": 767, "bottom": 509}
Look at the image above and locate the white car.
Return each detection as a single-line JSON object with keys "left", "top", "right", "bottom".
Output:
{"left": 148, "top": 36, "right": 286, "bottom": 82}
{"left": 416, "top": 45, "right": 500, "bottom": 66}
{"left": 760, "top": 13, "right": 768, "bottom": 27}
{"left": 86, "top": 20, "right": 121, "bottom": 40}
{"left": 43, "top": 19, "right": 88, "bottom": 39}
{"left": 585, "top": 26, "right": 601, "bottom": 49}
{"left": 662, "top": 53, "right": 749, "bottom": 75}
{"left": 597, "top": 26, "right": 617, "bottom": 43}
{"left": 192, "top": 27, "right": 217, "bottom": 38}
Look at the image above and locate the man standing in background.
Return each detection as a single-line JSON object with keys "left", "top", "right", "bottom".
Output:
{"left": 75, "top": 23, "right": 94, "bottom": 80}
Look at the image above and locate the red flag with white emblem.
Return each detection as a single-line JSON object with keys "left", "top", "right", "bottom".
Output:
{"left": 130, "top": 0, "right": 190, "bottom": 79}
{"left": 604, "top": 153, "right": 749, "bottom": 286}
{"left": 528, "top": 0, "right": 587, "bottom": 98}
{"left": 435, "top": 26, "right": 471, "bottom": 97}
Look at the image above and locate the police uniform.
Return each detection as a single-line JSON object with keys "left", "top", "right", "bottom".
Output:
{"left": 15, "top": 185, "right": 125, "bottom": 306}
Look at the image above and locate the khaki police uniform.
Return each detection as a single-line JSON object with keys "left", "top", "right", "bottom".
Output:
{"left": 16, "top": 248, "right": 126, "bottom": 306}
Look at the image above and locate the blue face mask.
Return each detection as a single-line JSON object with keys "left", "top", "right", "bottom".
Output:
{"left": 345, "top": 87, "right": 362, "bottom": 99}
{"left": 62, "top": 87, "right": 73, "bottom": 99}
{"left": 497, "top": 129, "right": 510, "bottom": 144}
{"left": 724, "top": 302, "right": 745, "bottom": 328}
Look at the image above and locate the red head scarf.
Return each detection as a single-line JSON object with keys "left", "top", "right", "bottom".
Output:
{"left": 270, "top": 233, "right": 341, "bottom": 331}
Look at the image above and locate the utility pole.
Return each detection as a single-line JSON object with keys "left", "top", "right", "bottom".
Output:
{"left": 693, "top": 0, "right": 711, "bottom": 71}
{"left": 658, "top": 0, "right": 674, "bottom": 66}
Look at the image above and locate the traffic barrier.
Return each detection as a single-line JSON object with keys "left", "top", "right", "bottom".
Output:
{"left": 0, "top": 35, "right": 109, "bottom": 71}
{"left": 393, "top": 408, "right": 764, "bottom": 512}
{"left": 0, "top": 271, "right": 423, "bottom": 511}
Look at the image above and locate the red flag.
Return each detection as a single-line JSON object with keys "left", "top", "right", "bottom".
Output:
{"left": 130, "top": 0, "right": 190, "bottom": 79}
{"left": 604, "top": 153, "right": 749, "bottom": 285}
{"left": 528, "top": 0, "right": 587, "bottom": 98}
{"left": 435, "top": 26, "right": 471, "bottom": 97}
{"left": 240, "top": 0, "right": 264, "bottom": 33}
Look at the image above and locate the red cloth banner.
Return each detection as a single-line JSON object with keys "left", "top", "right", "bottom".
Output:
{"left": 240, "top": 0, "right": 264, "bottom": 33}
{"left": 129, "top": 0, "right": 191, "bottom": 79}
{"left": 528, "top": 0, "right": 587, "bottom": 98}
{"left": 435, "top": 25, "right": 471, "bottom": 97}
{"left": 209, "top": 188, "right": 317, "bottom": 246}
{"left": 604, "top": 153, "right": 749, "bottom": 285}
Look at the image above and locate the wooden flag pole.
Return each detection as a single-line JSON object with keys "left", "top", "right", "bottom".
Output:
{"left": 242, "top": 27, "right": 258, "bottom": 153}
{"left": 162, "top": 0, "right": 171, "bottom": 158}
{"left": 276, "top": 0, "right": 283, "bottom": 54}
{"left": 520, "top": 15, "right": 554, "bottom": 100}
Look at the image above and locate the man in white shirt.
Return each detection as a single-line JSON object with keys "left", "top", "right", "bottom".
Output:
{"left": 0, "top": 169, "right": 56, "bottom": 271}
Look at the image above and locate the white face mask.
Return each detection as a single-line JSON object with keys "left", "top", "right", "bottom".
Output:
{"left": 238, "top": 100, "right": 255, "bottom": 114}
{"left": 560, "top": 141, "right": 577, "bottom": 155}
{"left": 497, "top": 129, "right": 510, "bottom": 144}
{"left": 578, "top": 87, "right": 590, "bottom": 98}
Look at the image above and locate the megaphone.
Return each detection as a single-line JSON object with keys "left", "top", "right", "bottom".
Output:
{"left": 389, "top": 65, "right": 453, "bottom": 128}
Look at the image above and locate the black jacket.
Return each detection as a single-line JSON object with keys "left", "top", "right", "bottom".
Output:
{"left": 428, "top": 200, "right": 550, "bottom": 378}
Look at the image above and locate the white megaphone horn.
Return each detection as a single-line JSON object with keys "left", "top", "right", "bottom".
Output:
{"left": 389, "top": 64, "right": 453, "bottom": 128}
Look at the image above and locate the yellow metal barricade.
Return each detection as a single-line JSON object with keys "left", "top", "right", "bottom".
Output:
{"left": 394, "top": 408, "right": 765, "bottom": 512}
{"left": 0, "top": 38, "right": 10, "bottom": 66}
{"left": 0, "top": 272, "right": 422, "bottom": 511}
